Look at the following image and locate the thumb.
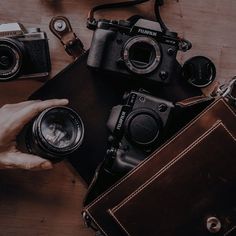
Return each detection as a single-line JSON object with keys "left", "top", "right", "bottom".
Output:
{"left": 0, "top": 151, "right": 53, "bottom": 170}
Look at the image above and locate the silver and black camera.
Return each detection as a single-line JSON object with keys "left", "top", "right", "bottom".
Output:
{"left": 87, "top": 18, "right": 191, "bottom": 84}
{"left": 0, "top": 23, "right": 51, "bottom": 81}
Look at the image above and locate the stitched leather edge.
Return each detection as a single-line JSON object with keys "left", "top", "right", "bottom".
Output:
{"left": 108, "top": 121, "right": 236, "bottom": 235}
{"left": 112, "top": 120, "right": 235, "bottom": 212}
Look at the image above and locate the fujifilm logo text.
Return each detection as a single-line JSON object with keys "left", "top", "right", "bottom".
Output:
{"left": 117, "top": 111, "right": 126, "bottom": 130}
{"left": 138, "top": 29, "right": 157, "bottom": 37}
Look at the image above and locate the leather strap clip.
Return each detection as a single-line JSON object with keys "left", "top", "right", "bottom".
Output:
{"left": 49, "top": 16, "right": 85, "bottom": 59}
{"left": 176, "top": 95, "right": 214, "bottom": 108}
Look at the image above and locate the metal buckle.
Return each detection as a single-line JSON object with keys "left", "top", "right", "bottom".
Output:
{"left": 214, "top": 77, "right": 236, "bottom": 106}
{"left": 64, "top": 37, "right": 85, "bottom": 58}
{"left": 49, "top": 16, "right": 85, "bottom": 59}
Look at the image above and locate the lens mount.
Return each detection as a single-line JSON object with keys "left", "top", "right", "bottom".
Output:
{"left": 0, "top": 38, "right": 24, "bottom": 81}
{"left": 123, "top": 36, "right": 161, "bottom": 75}
{"left": 32, "top": 106, "right": 84, "bottom": 158}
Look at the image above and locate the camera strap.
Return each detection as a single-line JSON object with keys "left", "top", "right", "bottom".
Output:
{"left": 87, "top": 0, "right": 154, "bottom": 30}
{"left": 176, "top": 77, "right": 236, "bottom": 109}
{"left": 49, "top": 16, "right": 85, "bottom": 59}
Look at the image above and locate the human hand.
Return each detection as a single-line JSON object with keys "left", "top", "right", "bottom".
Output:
{"left": 0, "top": 99, "right": 69, "bottom": 170}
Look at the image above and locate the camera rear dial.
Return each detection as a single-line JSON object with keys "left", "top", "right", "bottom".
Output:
{"left": 123, "top": 36, "right": 161, "bottom": 75}
{"left": 0, "top": 38, "right": 25, "bottom": 81}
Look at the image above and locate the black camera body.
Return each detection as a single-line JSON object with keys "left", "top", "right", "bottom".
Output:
{"left": 0, "top": 23, "right": 51, "bottom": 81}
{"left": 84, "top": 90, "right": 175, "bottom": 204}
{"left": 88, "top": 18, "right": 190, "bottom": 84}
{"left": 105, "top": 90, "right": 174, "bottom": 174}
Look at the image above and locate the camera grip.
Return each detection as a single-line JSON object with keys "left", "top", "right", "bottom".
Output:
{"left": 87, "top": 29, "right": 115, "bottom": 68}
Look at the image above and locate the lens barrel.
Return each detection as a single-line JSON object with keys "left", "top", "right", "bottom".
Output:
{"left": 25, "top": 106, "right": 84, "bottom": 161}
{"left": 0, "top": 38, "right": 24, "bottom": 81}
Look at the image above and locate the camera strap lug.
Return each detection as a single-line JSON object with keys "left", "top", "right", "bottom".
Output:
{"left": 49, "top": 16, "right": 85, "bottom": 59}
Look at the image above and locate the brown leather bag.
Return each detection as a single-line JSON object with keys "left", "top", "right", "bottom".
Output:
{"left": 83, "top": 98, "right": 236, "bottom": 236}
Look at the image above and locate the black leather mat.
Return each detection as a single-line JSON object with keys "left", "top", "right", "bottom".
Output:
{"left": 29, "top": 52, "right": 203, "bottom": 184}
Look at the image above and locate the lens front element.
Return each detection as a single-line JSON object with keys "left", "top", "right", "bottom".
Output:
{"left": 41, "top": 113, "right": 81, "bottom": 149}
{"left": 0, "top": 38, "right": 23, "bottom": 81}
{"left": 30, "top": 106, "right": 84, "bottom": 160}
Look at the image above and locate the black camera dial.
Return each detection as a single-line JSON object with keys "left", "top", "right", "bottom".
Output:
{"left": 124, "top": 108, "right": 162, "bottom": 147}
{"left": 123, "top": 36, "right": 161, "bottom": 75}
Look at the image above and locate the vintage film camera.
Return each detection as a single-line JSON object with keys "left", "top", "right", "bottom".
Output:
{"left": 87, "top": 17, "right": 191, "bottom": 84}
{"left": 0, "top": 23, "right": 51, "bottom": 81}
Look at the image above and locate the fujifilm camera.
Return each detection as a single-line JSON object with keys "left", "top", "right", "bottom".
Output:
{"left": 87, "top": 17, "right": 191, "bottom": 84}
{"left": 105, "top": 90, "right": 174, "bottom": 173}
{"left": 84, "top": 90, "right": 175, "bottom": 204}
{"left": 0, "top": 23, "right": 51, "bottom": 81}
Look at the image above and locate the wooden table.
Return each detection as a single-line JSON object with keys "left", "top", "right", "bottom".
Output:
{"left": 0, "top": 0, "right": 236, "bottom": 235}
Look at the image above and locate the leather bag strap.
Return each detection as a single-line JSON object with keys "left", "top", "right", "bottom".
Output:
{"left": 49, "top": 16, "right": 85, "bottom": 59}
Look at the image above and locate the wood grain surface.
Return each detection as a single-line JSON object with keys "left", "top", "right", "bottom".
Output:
{"left": 0, "top": 0, "right": 236, "bottom": 235}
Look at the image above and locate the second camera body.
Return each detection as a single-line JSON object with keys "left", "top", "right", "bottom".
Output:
{"left": 87, "top": 18, "right": 191, "bottom": 84}
{"left": 0, "top": 23, "right": 51, "bottom": 81}
{"left": 105, "top": 90, "right": 174, "bottom": 174}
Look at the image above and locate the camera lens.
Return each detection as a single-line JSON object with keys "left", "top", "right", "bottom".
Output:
{"left": 123, "top": 36, "right": 161, "bottom": 75}
{"left": 26, "top": 106, "right": 84, "bottom": 161}
{"left": 0, "top": 38, "right": 24, "bottom": 81}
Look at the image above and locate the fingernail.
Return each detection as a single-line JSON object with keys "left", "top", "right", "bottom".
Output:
{"left": 40, "top": 161, "right": 53, "bottom": 170}
{"left": 61, "top": 99, "right": 69, "bottom": 103}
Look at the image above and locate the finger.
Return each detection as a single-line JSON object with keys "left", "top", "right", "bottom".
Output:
{"left": 14, "top": 100, "right": 42, "bottom": 108}
{"left": 12, "top": 99, "right": 69, "bottom": 132}
{"left": 1, "top": 100, "right": 41, "bottom": 110}
{"left": 0, "top": 151, "right": 53, "bottom": 170}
